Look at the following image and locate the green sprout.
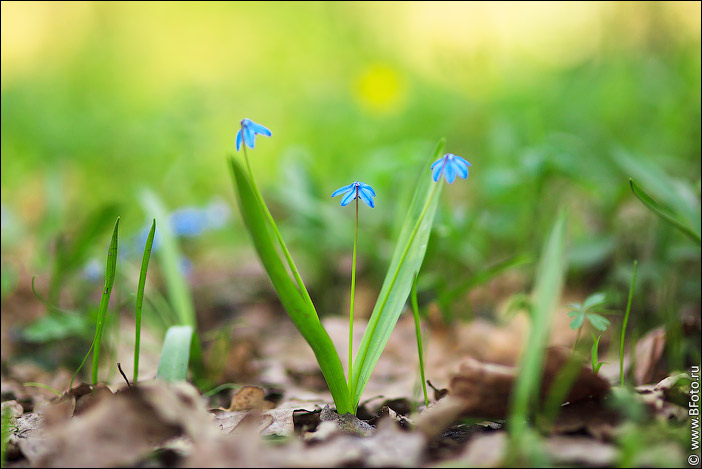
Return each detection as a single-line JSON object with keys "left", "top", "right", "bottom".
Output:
{"left": 568, "top": 292, "right": 610, "bottom": 351}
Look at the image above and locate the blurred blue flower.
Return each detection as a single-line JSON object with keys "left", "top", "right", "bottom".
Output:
{"left": 81, "top": 258, "right": 102, "bottom": 282}
{"left": 332, "top": 182, "right": 376, "bottom": 208}
{"left": 431, "top": 153, "right": 471, "bottom": 184}
{"left": 204, "top": 198, "right": 232, "bottom": 229}
{"left": 236, "top": 118, "right": 272, "bottom": 151}
{"left": 169, "top": 207, "right": 208, "bottom": 237}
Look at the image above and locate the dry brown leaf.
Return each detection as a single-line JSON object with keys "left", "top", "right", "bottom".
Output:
{"left": 448, "top": 347, "right": 609, "bottom": 420}
{"left": 551, "top": 399, "right": 619, "bottom": 440}
{"left": 224, "top": 385, "right": 274, "bottom": 411}
{"left": 20, "top": 380, "right": 218, "bottom": 467}
{"left": 634, "top": 327, "right": 666, "bottom": 385}
{"left": 543, "top": 435, "right": 617, "bottom": 466}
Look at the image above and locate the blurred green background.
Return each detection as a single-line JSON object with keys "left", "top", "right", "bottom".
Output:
{"left": 1, "top": 2, "right": 700, "bottom": 347}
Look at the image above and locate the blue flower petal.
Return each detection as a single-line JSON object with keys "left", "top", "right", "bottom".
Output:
{"left": 432, "top": 161, "right": 444, "bottom": 182}
{"left": 235, "top": 129, "right": 243, "bottom": 151}
{"left": 331, "top": 183, "right": 355, "bottom": 198}
{"left": 453, "top": 158, "right": 469, "bottom": 179}
{"left": 251, "top": 122, "right": 272, "bottom": 137}
{"left": 358, "top": 187, "right": 375, "bottom": 208}
{"left": 454, "top": 155, "right": 471, "bottom": 167}
{"left": 243, "top": 125, "right": 256, "bottom": 148}
{"left": 359, "top": 182, "right": 376, "bottom": 196}
{"left": 431, "top": 158, "right": 443, "bottom": 170}
{"left": 340, "top": 190, "right": 356, "bottom": 206}
{"left": 445, "top": 160, "right": 456, "bottom": 183}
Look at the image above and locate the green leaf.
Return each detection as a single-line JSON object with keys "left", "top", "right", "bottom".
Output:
{"left": 156, "top": 325, "right": 193, "bottom": 382}
{"left": 91, "top": 217, "right": 119, "bottom": 385}
{"left": 586, "top": 313, "right": 610, "bottom": 331}
{"left": 140, "top": 191, "right": 196, "bottom": 327}
{"left": 629, "top": 178, "right": 701, "bottom": 246}
{"left": 620, "top": 260, "right": 638, "bottom": 386}
{"left": 351, "top": 139, "right": 445, "bottom": 409}
{"left": 583, "top": 292, "right": 606, "bottom": 311}
{"left": 591, "top": 334, "right": 605, "bottom": 375}
{"left": 229, "top": 156, "right": 352, "bottom": 414}
{"left": 569, "top": 314, "right": 584, "bottom": 330}
{"left": 140, "top": 190, "right": 204, "bottom": 381}
{"left": 509, "top": 210, "right": 568, "bottom": 448}
{"left": 134, "top": 219, "right": 156, "bottom": 384}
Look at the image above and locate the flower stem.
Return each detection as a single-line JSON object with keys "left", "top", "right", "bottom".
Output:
{"left": 240, "top": 131, "right": 315, "bottom": 310}
{"left": 350, "top": 180, "right": 442, "bottom": 410}
{"left": 620, "top": 259, "right": 638, "bottom": 386}
{"left": 411, "top": 274, "right": 429, "bottom": 407}
{"left": 573, "top": 323, "right": 583, "bottom": 352}
{"left": 349, "top": 190, "right": 358, "bottom": 385}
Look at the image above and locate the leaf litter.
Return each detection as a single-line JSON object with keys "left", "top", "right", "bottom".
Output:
{"left": 1, "top": 295, "right": 697, "bottom": 467}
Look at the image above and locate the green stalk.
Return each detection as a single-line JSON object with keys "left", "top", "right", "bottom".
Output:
{"left": 351, "top": 181, "right": 441, "bottom": 408}
{"left": 411, "top": 274, "right": 429, "bottom": 407}
{"left": 349, "top": 192, "right": 359, "bottom": 385}
{"left": 92, "top": 217, "right": 120, "bottom": 386}
{"left": 134, "top": 219, "right": 156, "bottom": 384}
{"left": 240, "top": 130, "right": 315, "bottom": 311}
{"left": 620, "top": 259, "right": 638, "bottom": 386}
{"left": 573, "top": 323, "right": 583, "bottom": 352}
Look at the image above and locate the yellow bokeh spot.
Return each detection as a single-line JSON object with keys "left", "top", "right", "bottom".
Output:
{"left": 354, "top": 64, "right": 406, "bottom": 114}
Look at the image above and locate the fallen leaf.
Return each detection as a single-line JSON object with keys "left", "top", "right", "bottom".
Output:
{"left": 448, "top": 347, "right": 609, "bottom": 420}
{"left": 224, "top": 385, "right": 274, "bottom": 411}
{"left": 634, "top": 327, "right": 666, "bottom": 385}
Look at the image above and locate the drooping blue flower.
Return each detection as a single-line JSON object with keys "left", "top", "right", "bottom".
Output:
{"left": 236, "top": 118, "right": 272, "bottom": 151}
{"left": 431, "top": 153, "right": 471, "bottom": 184}
{"left": 331, "top": 182, "right": 376, "bottom": 208}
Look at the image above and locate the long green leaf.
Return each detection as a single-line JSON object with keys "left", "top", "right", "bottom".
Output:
{"left": 134, "top": 219, "right": 156, "bottom": 384}
{"left": 91, "top": 217, "right": 120, "bottom": 385}
{"left": 140, "top": 190, "right": 204, "bottom": 379}
{"left": 620, "top": 259, "right": 638, "bottom": 386}
{"left": 140, "top": 191, "right": 196, "bottom": 326}
{"left": 229, "top": 156, "right": 352, "bottom": 414}
{"left": 351, "top": 139, "right": 445, "bottom": 409}
{"left": 156, "top": 325, "right": 193, "bottom": 382}
{"left": 629, "top": 178, "right": 701, "bottom": 246}
{"left": 509, "top": 210, "right": 568, "bottom": 447}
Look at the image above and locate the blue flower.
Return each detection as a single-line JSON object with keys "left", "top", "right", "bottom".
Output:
{"left": 331, "top": 182, "right": 376, "bottom": 208}
{"left": 169, "top": 207, "right": 209, "bottom": 237}
{"left": 236, "top": 118, "right": 272, "bottom": 151}
{"left": 431, "top": 153, "right": 471, "bottom": 184}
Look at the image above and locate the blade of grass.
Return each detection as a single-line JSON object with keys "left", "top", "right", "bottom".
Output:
{"left": 48, "top": 204, "right": 120, "bottom": 305}
{"left": 134, "top": 219, "right": 155, "bottom": 384}
{"left": 629, "top": 178, "right": 701, "bottom": 246}
{"left": 229, "top": 156, "right": 352, "bottom": 414}
{"left": 140, "top": 190, "right": 204, "bottom": 380}
{"left": 438, "top": 253, "right": 533, "bottom": 310}
{"left": 509, "top": 210, "right": 568, "bottom": 453}
{"left": 91, "top": 217, "right": 119, "bottom": 386}
{"left": 156, "top": 325, "right": 193, "bottom": 382}
{"left": 351, "top": 139, "right": 445, "bottom": 410}
{"left": 22, "top": 382, "right": 62, "bottom": 396}
{"left": 620, "top": 259, "right": 638, "bottom": 386}
{"left": 411, "top": 274, "right": 429, "bottom": 407}
{"left": 140, "top": 191, "right": 196, "bottom": 326}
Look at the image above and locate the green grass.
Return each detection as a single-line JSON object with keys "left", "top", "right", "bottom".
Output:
{"left": 133, "top": 218, "right": 156, "bottom": 384}
{"left": 620, "top": 259, "right": 638, "bottom": 386}
{"left": 509, "top": 210, "right": 568, "bottom": 457}
{"left": 156, "top": 325, "right": 194, "bottom": 382}
{"left": 91, "top": 217, "right": 120, "bottom": 386}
